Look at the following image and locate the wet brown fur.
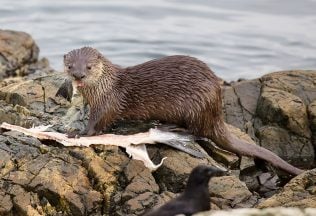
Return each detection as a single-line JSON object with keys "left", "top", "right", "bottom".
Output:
{"left": 64, "top": 47, "right": 303, "bottom": 175}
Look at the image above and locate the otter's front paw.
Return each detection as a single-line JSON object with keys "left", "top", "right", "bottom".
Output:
{"left": 85, "top": 128, "right": 96, "bottom": 136}
{"left": 67, "top": 127, "right": 97, "bottom": 138}
{"left": 67, "top": 130, "right": 81, "bottom": 138}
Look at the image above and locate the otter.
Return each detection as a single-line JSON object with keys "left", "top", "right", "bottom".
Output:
{"left": 63, "top": 47, "right": 303, "bottom": 175}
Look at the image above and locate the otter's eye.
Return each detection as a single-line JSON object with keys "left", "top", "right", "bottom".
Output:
{"left": 67, "top": 65, "right": 72, "bottom": 70}
{"left": 87, "top": 66, "right": 92, "bottom": 70}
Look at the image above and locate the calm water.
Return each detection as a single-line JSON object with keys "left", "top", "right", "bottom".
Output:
{"left": 1, "top": 0, "right": 316, "bottom": 80}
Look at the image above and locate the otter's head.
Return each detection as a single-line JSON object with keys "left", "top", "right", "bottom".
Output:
{"left": 64, "top": 47, "right": 105, "bottom": 88}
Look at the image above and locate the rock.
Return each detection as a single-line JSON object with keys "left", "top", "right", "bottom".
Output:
{"left": 152, "top": 145, "right": 222, "bottom": 193}
{"left": 205, "top": 144, "right": 239, "bottom": 169}
{"left": 0, "top": 140, "right": 15, "bottom": 178}
{"left": 261, "top": 70, "right": 316, "bottom": 104}
{"left": 209, "top": 175, "right": 256, "bottom": 209}
{"left": 0, "top": 189, "right": 13, "bottom": 215}
{"left": 5, "top": 183, "right": 46, "bottom": 216}
{"left": 122, "top": 160, "right": 159, "bottom": 200}
{"left": 0, "top": 74, "right": 69, "bottom": 115}
{"left": 198, "top": 124, "right": 255, "bottom": 170}
{"left": 0, "top": 130, "right": 140, "bottom": 215}
{"left": 26, "top": 57, "right": 53, "bottom": 78}
{"left": 222, "top": 85, "right": 245, "bottom": 130}
{"left": 117, "top": 160, "right": 160, "bottom": 215}
{"left": 257, "top": 172, "right": 280, "bottom": 197}
{"left": 257, "top": 169, "right": 316, "bottom": 208}
{"left": 257, "top": 87, "right": 311, "bottom": 138}
{"left": 222, "top": 70, "right": 316, "bottom": 172}
{"left": 195, "top": 207, "right": 316, "bottom": 216}
{"left": 153, "top": 191, "right": 176, "bottom": 207}
{"left": 240, "top": 168, "right": 282, "bottom": 198}
{"left": 257, "top": 126, "right": 314, "bottom": 168}
{"left": 0, "top": 30, "right": 39, "bottom": 78}
{"left": 222, "top": 79, "right": 261, "bottom": 139}
{"left": 0, "top": 76, "right": 23, "bottom": 89}
{"left": 69, "top": 145, "right": 131, "bottom": 215}
{"left": 123, "top": 192, "right": 159, "bottom": 216}
{"left": 233, "top": 80, "right": 261, "bottom": 118}
{"left": 0, "top": 100, "right": 43, "bottom": 128}
{"left": 308, "top": 100, "right": 316, "bottom": 147}
{"left": 0, "top": 131, "right": 106, "bottom": 216}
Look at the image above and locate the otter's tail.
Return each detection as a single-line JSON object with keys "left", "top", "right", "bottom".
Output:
{"left": 212, "top": 127, "right": 304, "bottom": 176}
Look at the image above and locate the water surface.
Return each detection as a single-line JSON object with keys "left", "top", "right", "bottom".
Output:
{"left": 1, "top": 0, "right": 316, "bottom": 80}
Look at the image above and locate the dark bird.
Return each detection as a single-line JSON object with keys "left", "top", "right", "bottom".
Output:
{"left": 143, "top": 165, "right": 226, "bottom": 216}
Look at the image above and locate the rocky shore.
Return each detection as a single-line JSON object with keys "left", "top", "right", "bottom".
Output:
{"left": 0, "top": 30, "right": 315, "bottom": 216}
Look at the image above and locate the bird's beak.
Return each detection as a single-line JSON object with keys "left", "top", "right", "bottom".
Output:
{"left": 208, "top": 167, "right": 228, "bottom": 177}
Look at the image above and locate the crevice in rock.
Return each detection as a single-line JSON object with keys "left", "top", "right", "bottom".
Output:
{"left": 68, "top": 149, "right": 116, "bottom": 215}
{"left": 42, "top": 84, "right": 46, "bottom": 113}
{"left": 37, "top": 78, "right": 47, "bottom": 113}
{"left": 27, "top": 159, "right": 50, "bottom": 186}
{"left": 307, "top": 105, "right": 316, "bottom": 167}
{"left": 0, "top": 53, "right": 8, "bottom": 65}
{"left": 6, "top": 193, "right": 20, "bottom": 216}
{"left": 233, "top": 89, "right": 255, "bottom": 117}
{"left": 231, "top": 85, "right": 247, "bottom": 130}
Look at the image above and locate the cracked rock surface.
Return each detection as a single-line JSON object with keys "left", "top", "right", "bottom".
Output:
{"left": 0, "top": 30, "right": 316, "bottom": 215}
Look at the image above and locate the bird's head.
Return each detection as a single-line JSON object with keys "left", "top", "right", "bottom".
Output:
{"left": 186, "top": 165, "right": 227, "bottom": 189}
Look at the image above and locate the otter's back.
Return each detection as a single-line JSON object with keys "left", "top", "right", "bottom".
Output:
{"left": 119, "top": 55, "right": 222, "bottom": 126}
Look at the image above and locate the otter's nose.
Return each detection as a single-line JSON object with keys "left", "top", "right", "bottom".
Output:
{"left": 73, "top": 73, "right": 86, "bottom": 80}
